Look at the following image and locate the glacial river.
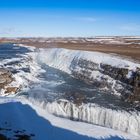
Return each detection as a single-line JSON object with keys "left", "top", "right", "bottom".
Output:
{"left": 0, "top": 43, "right": 134, "bottom": 111}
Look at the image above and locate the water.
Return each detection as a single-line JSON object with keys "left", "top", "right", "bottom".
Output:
{"left": 0, "top": 43, "right": 135, "bottom": 111}
{"left": 25, "top": 64, "right": 135, "bottom": 111}
{"left": 0, "top": 43, "right": 31, "bottom": 60}
{"left": 1, "top": 43, "right": 140, "bottom": 137}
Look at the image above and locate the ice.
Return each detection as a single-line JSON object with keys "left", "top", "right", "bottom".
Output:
{"left": 1, "top": 44, "right": 140, "bottom": 138}
{"left": 0, "top": 45, "right": 45, "bottom": 95}
{"left": 46, "top": 99, "right": 140, "bottom": 136}
{"left": 20, "top": 96, "right": 140, "bottom": 137}
{"left": 35, "top": 48, "right": 140, "bottom": 96}
{"left": 38, "top": 48, "right": 140, "bottom": 73}
{"left": 0, "top": 97, "right": 138, "bottom": 140}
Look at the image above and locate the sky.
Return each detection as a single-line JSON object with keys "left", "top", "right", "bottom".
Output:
{"left": 0, "top": 0, "right": 140, "bottom": 37}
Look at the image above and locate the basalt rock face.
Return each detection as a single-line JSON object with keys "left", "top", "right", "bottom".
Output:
{"left": 100, "top": 64, "right": 140, "bottom": 102}
{"left": 128, "top": 70, "right": 140, "bottom": 105}
{"left": 70, "top": 58, "right": 104, "bottom": 86}
{"left": 100, "top": 64, "right": 140, "bottom": 87}
{"left": 69, "top": 58, "right": 140, "bottom": 105}
{"left": 0, "top": 68, "right": 19, "bottom": 95}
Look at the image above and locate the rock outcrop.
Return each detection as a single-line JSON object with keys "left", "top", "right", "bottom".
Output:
{"left": 70, "top": 58, "right": 140, "bottom": 105}
{"left": 0, "top": 68, "right": 19, "bottom": 95}
{"left": 38, "top": 48, "right": 140, "bottom": 106}
{"left": 0, "top": 68, "right": 13, "bottom": 88}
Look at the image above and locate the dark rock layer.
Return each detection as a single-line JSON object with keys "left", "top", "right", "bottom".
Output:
{"left": 70, "top": 58, "right": 140, "bottom": 105}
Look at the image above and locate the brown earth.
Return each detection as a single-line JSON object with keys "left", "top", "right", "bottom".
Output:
{"left": 1, "top": 37, "right": 140, "bottom": 62}
{"left": 18, "top": 41, "right": 140, "bottom": 62}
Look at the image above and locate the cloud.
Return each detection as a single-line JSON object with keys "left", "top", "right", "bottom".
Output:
{"left": 0, "top": 27, "right": 22, "bottom": 37}
{"left": 0, "top": 27, "right": 16, "bottom": 34}
{"left": 120, "top": 24, "right": 140, "bottom": 32}
{"left": 76, "top": 17, "right": 97, "bottom": 22}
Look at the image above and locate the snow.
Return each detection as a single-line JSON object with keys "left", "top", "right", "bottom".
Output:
{"left": 14, "top": 43, "right": 36, "bottom": 51}
{"left": 1, "top": 44, "right": 140, "bottom": 139}
{"left": 126, "top": 71, "right": 133, "bottom": 79}
{"left": 0, "top": 97, "right": 139, "bottom": 140}
{"left": 46, "top": 99, "right": 140, "bottom": 137}
{"left": 35, "top": 47, "right": 140, "bottom": 96}
{"left": 0, "top": 49, "right": 45, "bottom": 95}
{"left": 38, "top": 48, "right": 140, "bottom": 73}
{"left": 85, "top": 38, "right": 125, "bottom": 44}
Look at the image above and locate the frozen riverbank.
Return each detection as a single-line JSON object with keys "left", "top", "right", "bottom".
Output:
{"left": 0, "top": 97, "right": 139, "bottom": 140}
{"left": 0, "top": 43, "right": 140, "bottom": 138}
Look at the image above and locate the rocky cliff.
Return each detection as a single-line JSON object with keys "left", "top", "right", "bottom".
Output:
{"left": 39, "top": 48, "right": 140, "bottom": 106}
{"left": 70, "top": 58, "right": 140, "bottom": 105}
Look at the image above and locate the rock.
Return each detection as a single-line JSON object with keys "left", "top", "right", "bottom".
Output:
{"left": 0, "top": 68, "right": 20, "bottom": 95}
{"left": 100, "top": 63, "right": 129, "bottom": 83}
{"left": 70, "top": 58, "right": 140, "bottom": 106}
{"left": 99, "top": 63, "right": 140, "bottom": 104}
{"left": 127, "top": 70, "right": 140, "bottom": 104}
{"left": 5, "top": 87, "right": 19, "bottom": 94}
{"left": 0, "top": 68, "right": 13, "bottom": 88}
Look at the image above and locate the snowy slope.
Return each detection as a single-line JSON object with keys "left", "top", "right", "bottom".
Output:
{"left": 38, "top": 48, "right": 140, "bottom": 72}
{"left": 1, "top": 45, "right": 140, "bottom": 139}
{"left": 0, "top": 97, "right": 139, "bottom": 140}
{"left": 36, "top": 48, "right": 140, "bottom": 97}
{"left": 25, "top": 95, "right": 140, "bottom": 137}
{"left": 13, "top": 46, "right": 140, "bottom": 137}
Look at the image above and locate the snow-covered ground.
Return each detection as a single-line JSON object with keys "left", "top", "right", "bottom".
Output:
{"left": 0, "top": 97, "right": 139, "bottom": 140}
{"left": 0, "top": 44, "right": 140, "bottom": 139}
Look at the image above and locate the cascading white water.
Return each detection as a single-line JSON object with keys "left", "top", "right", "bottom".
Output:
{"left": 25, "top": 96, "right": 140, "bottom": 137}
{"left": 47, "top": 100, "right": 140, "bottom": 136}
{"left": 1, "top": 44, "right": 140, "bottom": 139}
{"left": 37, "top": 48, "right": 140, "bottom": 96}
{"left": 38, "top": 48, "right": 140, "bottom": 73}
{"left": 14, "top": 46, "right": 140, "bottom": 137}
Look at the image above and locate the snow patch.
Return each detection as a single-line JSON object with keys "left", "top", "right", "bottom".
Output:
{"left": 0, "top": 97, "right": 138, "bottom": 140}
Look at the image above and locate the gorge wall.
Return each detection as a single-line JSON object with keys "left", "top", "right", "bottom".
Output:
{"left": 38, "top": 48, "right": 140, "bottom": 105}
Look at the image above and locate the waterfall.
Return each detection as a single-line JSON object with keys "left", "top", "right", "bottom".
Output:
{"left": 27, "top": 47, "right": 140, "bottom": 136}
{"left": 47, "top": 100, "right": 140, "bottom": 136}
